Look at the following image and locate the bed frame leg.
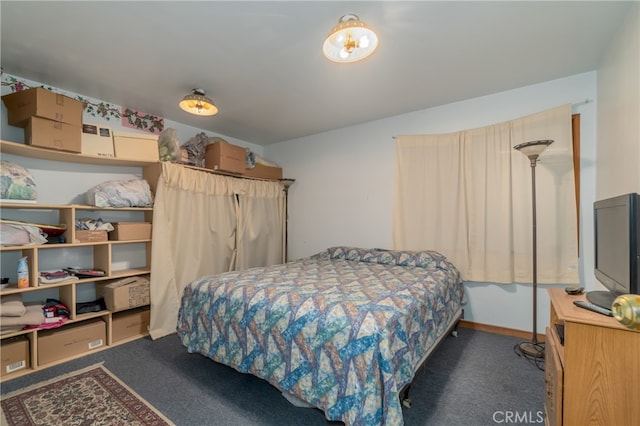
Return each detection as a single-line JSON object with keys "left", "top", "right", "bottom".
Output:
{"left": 451, "top": 316, "right": 461, "bottom": 337}
{"left": 401, "top": 385, "right": 412, "bottom": 408}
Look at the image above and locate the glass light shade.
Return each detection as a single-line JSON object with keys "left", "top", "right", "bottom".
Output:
{"left": 514, "top": 140, "right": 554, "bottom": 159}
{"left": 179, "top": 89, "right": 218, "bottom": 116}
{"left": 281, "top": 178, "right": 296, "bottom": 188}
{"left": 322, "top": 14, "right": 378, "bottom": 63}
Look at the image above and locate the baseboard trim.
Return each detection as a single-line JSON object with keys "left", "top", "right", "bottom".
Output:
{"left": 459, "top": 320, "right": 545, "bottom": 342}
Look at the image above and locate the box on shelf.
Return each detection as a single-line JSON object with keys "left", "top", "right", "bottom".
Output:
{"left": 108, "top": 222, "right": 152, "bottom": 241}
{"left": 37, "top": 319, "right": 106, "bottom": 365}
{"left": 96, "top": 275, "right": 150, "bottom": 312}
{"left": 25, "top": 116, "right": 82, "bottom": 153}
{"left": 244, "top": 164, "right": 283, "bottom": 180}
{"left": 2, "top": 87, "right": 84, "bottom": 128}
{"left": 112, "top": 131, "right": 159, "bottom": 161}
{"left": 75, "top": 230, "right": 108, "bottom": 243}
{"left": 81, "top": 123, "right": 114, "bottom": 158}
{"left": 1, "top": 336, "right": 30, "bottom": 377}
{"left": 112, "top": 307, "right": 150, "bottom": 343}
{"left": 205, "top": 141, "right": 246, "bottom": 174}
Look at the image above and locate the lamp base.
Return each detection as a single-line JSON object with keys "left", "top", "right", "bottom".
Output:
{"left": 515, "top": 340, "right": 545, "bottom": 359}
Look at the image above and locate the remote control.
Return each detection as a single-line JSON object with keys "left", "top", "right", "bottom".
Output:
{"left": 573, "top": 300, "right": 613, "bottom": 316}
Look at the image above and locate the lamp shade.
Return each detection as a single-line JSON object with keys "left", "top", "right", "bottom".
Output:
{"left": 322, "top": 14, "right": 378, "bottom": 63}
{"left": 179, "top": 89, "right": 218, "bottom": 116}
{"left": 514, "top": 140, "right": 553, "bottom": 159}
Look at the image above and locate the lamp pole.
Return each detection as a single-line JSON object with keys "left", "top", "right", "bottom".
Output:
{"left": 513, "top": 140, "right": 553, "bottom": 360}
{"left": 530, "top": 155, "right": 539, "bottom": 346}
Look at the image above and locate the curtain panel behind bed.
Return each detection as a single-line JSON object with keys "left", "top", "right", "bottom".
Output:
{"left": 149, "top": 162, "right": 286, "bottom": 339}
{"left": 393, "top": 104, "right": 579, "bottom": 284}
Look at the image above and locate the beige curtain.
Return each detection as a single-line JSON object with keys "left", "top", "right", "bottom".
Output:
{"left": 149, "top": 162, "right": 285, "bottom": 339}
{"left": 235, "top": 179, "right": 285, "bottom": 269}
{"left": 393, "top": 104, "right": 579, "bottom": 284}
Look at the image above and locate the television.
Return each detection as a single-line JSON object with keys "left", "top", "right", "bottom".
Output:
{"left": 589, "top": 192, "right": 640, "bottom": 309}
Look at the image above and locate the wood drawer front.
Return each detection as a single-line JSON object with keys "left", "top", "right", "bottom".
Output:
{"left": 563, "top": 322, "right": 640, "bottom": 425}
{"left": 545, "top": 327, "right": 563, "bottom": 426}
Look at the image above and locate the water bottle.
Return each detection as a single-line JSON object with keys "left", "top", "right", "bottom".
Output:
{"left": 17, "top": 256, "right": 29, "bottom": 288}
{"left": 611, "top": 294, "right": 640, "bottom": 330}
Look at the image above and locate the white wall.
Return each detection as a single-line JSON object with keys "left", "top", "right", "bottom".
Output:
{"left": 596, "top": 2, "right": 640, "bottom": 198}
{"left": 266, "top": 72, "right": 598, "bottom": 333}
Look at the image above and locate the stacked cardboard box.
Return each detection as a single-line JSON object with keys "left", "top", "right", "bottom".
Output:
{"left": 96, "top": 275, "right": 150, "bottom": 312}
{"left": 81, "top": 123, "right": 115, "bottom": 157}
{"left": 244, "top": 163, "right": 283, "bottom": 180}
{"left": 205, "top": 140, "right": 246, "bottom": 174}
{"left": 2, "top": 87, "right": 84, "bottom": 153}
{"left": 112, "top": 131, "right": 159, "bottom": 161}
{"left": 37, "top": 319, "right": 106, "bottom": 365}
{"left": 1, "top": 336, "right": 30, "bottom": 377}
{"left": 204, "top": 140, "right": 284, "bottom": 180}
{"left": 112, "top": 307, "right": 150, "bottom": 343}
{"left": 108, "top": 222, "right": 152, "bottom": 241}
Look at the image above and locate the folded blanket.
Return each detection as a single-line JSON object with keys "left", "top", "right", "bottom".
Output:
{"left": 0, "top": 304, "right": 43, "bottom": 328}
{"left": 1, "top": 294, "right": 26, "bottom": 317}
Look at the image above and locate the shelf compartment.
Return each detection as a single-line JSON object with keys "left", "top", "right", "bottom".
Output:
{"left": 0, "top": 156, "right": 154, "bottom": 381}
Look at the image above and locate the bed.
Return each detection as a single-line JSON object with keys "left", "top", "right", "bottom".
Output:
{"left": 177, "top": 246, "right": 465, "bottom": 426}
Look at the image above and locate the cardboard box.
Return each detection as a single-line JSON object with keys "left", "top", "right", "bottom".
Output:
{"left": 96, "top": 275, "right": 150, "bottom": 312}
{"left": 112, "top": 307, "right": 150, "bottom": 343}
{"left": 205, "top": 141, "right": 246, "bottom": 174}
{"left": 75, "top": 230, "right": 108, "bottom": 243}
{"left": 113, "top": 131, "right": 159, "bottom": 161}
{"left": 108, "top": 222, "right": 152, "bottom": 241}
{"left": 81, "top": 123, "right": 115, "bottom": 158}
{"left": 37, "top": 319, "right": 106, "bottom": 365}
{"left": 2, "top": 87, "right": 83, "bottom": 127}
{"left": 244, "top": 164, "right": 283, "bottom": 180}
{"left": 25, "top": 116, "right": 82, "bottom": 153}
{"left": 1, "top": 336, "right": 30, "bottom": 377}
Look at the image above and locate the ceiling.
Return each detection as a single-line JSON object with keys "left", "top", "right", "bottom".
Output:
{"left": 0, "top": 1, "right": 632, "bottom": 146}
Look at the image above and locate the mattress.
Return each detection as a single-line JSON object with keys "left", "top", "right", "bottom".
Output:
{"left": 177, "top": 247, "right": 465, "bottom": 425}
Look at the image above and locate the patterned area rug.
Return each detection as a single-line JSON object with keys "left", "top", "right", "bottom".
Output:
{"left": 0, "top": 363, "right": 174, "bottom": 426}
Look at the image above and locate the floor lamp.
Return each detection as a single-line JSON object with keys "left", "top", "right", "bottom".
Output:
{"left": 513, "top": 139, "right": 554, "bottom": 359}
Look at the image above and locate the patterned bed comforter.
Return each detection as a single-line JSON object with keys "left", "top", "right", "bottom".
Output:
{"left": 177, "top": 247, "right": 465, "bottom": 426}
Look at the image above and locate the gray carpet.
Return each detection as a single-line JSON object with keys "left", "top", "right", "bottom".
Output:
{"left": 1, "top": 328, "right": 544, "bottom": 425}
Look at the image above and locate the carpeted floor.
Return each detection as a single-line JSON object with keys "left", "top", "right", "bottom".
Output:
{"left": 1, "top": 328, "right": 544, "bottom": 426}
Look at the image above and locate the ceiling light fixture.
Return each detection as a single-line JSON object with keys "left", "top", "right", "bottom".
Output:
{"left": 322, "top": 14, "right": 378, "bottom": 63}
{"left": 179, "top": 88, "right": 218, "bottom": 116}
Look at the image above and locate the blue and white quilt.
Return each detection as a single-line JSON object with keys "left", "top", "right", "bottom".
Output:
{"left": 177, "top": 247, "right": 464, "bottom": 425}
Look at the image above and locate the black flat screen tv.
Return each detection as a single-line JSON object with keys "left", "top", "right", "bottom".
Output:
{"left": 589, "top": 192, "right": 640, "bottom": 309}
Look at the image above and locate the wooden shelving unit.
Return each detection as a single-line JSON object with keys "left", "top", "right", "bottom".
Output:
{"left": 0, "top": 141, "right": 154, "bottom": 382}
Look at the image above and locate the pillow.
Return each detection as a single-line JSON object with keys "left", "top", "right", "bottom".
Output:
{"left": 86, "top": 179, "right": 153, "bottom": 208}
{"left": 0, "top": 160, "right": 37, "bottom": 201}
{"left": 325, "top": 246, "right": 447, "bottom": 268}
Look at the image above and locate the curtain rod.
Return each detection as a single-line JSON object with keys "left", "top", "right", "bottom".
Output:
{"left": 392, "top": 100, "right": 594, "bottom": 140}
{"left": 573, "top": 98, "right": 592, "bottom": 107}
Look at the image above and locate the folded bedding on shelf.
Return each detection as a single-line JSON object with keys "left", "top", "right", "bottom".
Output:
{"left": 0, "top": 304, "right": 44, "bottom": 334}
{"left": 0, "top": 294, "right": 26, "bottom": 317}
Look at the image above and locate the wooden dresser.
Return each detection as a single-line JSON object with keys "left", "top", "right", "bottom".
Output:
{"left": 545, "top": 288, "right": 640, "bottom": 426}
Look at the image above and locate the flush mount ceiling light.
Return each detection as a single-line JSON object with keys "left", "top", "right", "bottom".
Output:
{"left": 322, "top": 14, "right": 378, "bottom": 63}
{"left": 179, "top": 88, "right": 218, "bottom": 116}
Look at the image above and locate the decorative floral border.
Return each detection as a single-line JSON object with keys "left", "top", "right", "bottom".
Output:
{"left": 1, "top": 74, "right": 164, "bottom": 133}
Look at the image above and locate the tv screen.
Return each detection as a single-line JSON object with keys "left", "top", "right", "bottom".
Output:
{"left": 590, "top": 193, "right": 640, "bottom": 309}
